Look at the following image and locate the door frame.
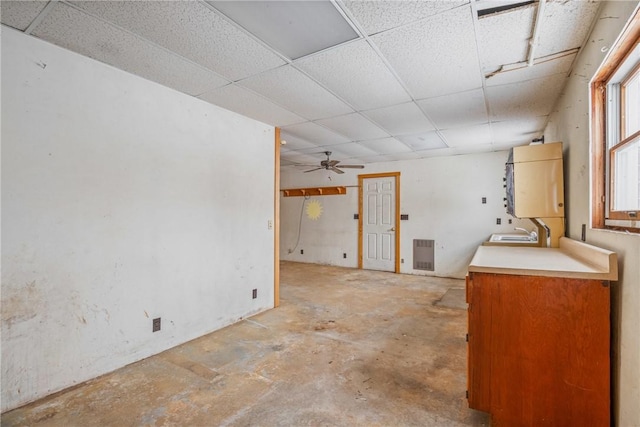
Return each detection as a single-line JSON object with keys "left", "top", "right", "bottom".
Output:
{"left": 358, "top": 172, "right": 401, "bottom": 273}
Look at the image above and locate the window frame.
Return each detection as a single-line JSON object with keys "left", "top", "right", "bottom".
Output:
{"left": 620, "top": 62, "right": 640, "bottom": 137}
{"left": 591, "top": 8, "right": 640, "bottom": 232}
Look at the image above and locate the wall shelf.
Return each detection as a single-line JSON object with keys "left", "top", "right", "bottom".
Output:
{"left": 281, "top": 186, "right": 347, "bottom": 197}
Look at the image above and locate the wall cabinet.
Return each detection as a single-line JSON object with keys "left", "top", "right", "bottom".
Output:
{"left": 466, "top": 272, "right": 610, "bottom": 426}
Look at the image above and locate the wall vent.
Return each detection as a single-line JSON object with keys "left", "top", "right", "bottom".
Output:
{"left": 413, "top": 239, "right": 435, "bottom": 271}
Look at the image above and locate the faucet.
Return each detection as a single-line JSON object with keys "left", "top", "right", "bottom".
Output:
{"left": 515, "top": 227, "right": 538, "bottom": 241}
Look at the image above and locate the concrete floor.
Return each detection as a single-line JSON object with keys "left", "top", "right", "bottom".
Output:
{"left": 2, "top": 262, "right": 489, "bottom": 426}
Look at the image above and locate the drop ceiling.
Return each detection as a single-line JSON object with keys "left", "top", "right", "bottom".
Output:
{"left": 1, "top": 0, "right": 602, "bottom": 168}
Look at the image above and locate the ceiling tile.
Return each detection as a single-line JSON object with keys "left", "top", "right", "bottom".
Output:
{"left": 417, "top": 88, "right": 488, "bottom": 129}
{"left": 486, "top": 73, "right": 567, "bottom": 121}
{"left": 371, "top": 5, "right": 482, "bottom": 99}
{"left": 535, "top": 1, "right": 601, "bottom": 59}
{"left": 32, "top": 3, "right": 230, "bottom": 96}
{"left": 356, "top": 154, "right": 394, "bottom": 163}
{"left": 440, "top": 123, "right": 493, "bottom": 147}
{"left": 384, "top": 151, "right": 423, "bottom": 161}
{"left": 397, "top": 131, "right": 448, "bottom": 150}
{"left": 70, "top": 1, "right": 285, "bottom": 80}
{"left": 342, "top": 0, "right": 467, "bottom": 35}
{"left": 415, "top": 147, "right": 455, "bottom": 158}
{"left": 280, "top": 158, "right": 298, "bottom": 167}
{"left": 451, "top": 142, "right": 498, "bottom": 155}
{"left": 491, "top": 116, "right": 548, "bottom": 145}
{"left": 238, "top": 65, "right": 353, "bottom": 120}
{"left": 359, "top": 137, "right": 412, "bottom": 155}
{"left": 280, "top": 151, "right": 323, "bottom": 165}
{"left": 199, "top": 85, "right": 305, "bottom": 127}
{"left": 281, "top": 122, "right": 351, "bottom": 146}
{"left": 315, "top": 113, "right": 389, "bottom": 141}
{"left": 322, "top": 142, "right": 379, "bottom": 158}
{"left": 363, "top": 102, "right": 434, "bottom": 135}
{"left": 295, "top": 39, "right": 411, "bottom": 111}
{"left": 0, "top": 1, "right": 48, "bottom": 31}
{"left": 208, "top": 1, "right": 358, "bottom": 60}
{"left": 476, "top": 3, "right": 535, "bottom": 73}
{"left": 280, "top": 133, "right": 322, "bottom": 152}
{"left": 485, "top": 53, "right": 576, "bottom": 86}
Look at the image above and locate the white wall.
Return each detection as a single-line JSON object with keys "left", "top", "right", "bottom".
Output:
{"left": 281, "top": 151, "right": 532, "bottom": 278}
{"left": 1, "top": 28, "right": 275, "bottom": 412}
{"left": 544, "top": 1, "right": 640, "bottom": 425}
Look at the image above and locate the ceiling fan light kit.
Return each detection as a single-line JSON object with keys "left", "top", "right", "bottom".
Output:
{"left": 304, "top": 151, "right": 365, "bottom": 174}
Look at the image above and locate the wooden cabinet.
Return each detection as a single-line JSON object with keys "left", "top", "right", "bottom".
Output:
{"left": 466, "top": 272, "right": 610, "bottom": 426}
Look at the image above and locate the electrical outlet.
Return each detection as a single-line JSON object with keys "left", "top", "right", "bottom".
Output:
{"left": 300, "top": 249, "right": 303, "bottom": 255}
{"left": 343, "top": 253, "right": 347, "bottom": 259}
{"left": 268, "top": 220, "right": 273, "bottom": 230}
{"left": 252, "top": 289, "right": 257, "bottom": 299}
{"left": 508, "top": 219, "right": 512, "bottom": 224}
{"left": 401, "top": 258, "right": 404, "bottom": 264}
{"left": 152, "top": 317, "right": 161, "bottom": 332}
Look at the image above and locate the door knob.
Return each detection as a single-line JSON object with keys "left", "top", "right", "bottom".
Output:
{"left": 388, "top": 227, "right": 395, "bottom": 232}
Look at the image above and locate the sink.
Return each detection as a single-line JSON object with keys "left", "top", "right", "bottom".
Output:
{"left": 489, "top": 233, "right": 537, "bottom": 243}
{"left": 495, "top": 236, "right": 532, "bottom": 242}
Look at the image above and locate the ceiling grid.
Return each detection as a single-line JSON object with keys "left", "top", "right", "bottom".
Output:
{"left": 0, "top": 0, "right": 605, "bottom": 167}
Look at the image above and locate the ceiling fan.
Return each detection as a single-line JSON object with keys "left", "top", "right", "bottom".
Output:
{"left": 304, "top": 151, "right": 365, "bottom": 174}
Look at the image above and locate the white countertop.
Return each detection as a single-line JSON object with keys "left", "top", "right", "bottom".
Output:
{"left": 468, "top": 237, "right": 618, "bottom": 280}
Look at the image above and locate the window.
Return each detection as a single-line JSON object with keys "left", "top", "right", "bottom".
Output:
{"left": 591, "top": 9, "right": 640, "bottom": 232}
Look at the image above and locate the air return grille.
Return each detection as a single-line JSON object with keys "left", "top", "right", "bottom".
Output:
{"left": 413, "top": 239, "right": 435, "bottom": 271}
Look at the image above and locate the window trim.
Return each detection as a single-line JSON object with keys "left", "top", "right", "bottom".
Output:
{"left": 591, "top": 8, "right": 640, "bottom": 232}
{"left": 609, "top": 130, "right": 640, "bottom": 219}
{"left": 620, "top": 62, "right": 640, "bottom": 137}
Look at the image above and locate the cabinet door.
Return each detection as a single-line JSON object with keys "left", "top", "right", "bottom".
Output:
{"left": 489, "top": 274, "right": 610, "bottom": 426}
{"left": 466, "top": 273, "right": 492, "bottom": 412}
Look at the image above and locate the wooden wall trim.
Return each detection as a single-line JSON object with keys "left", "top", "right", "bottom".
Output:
{"left": 358, "top": 175, "right": 363, "bottom": 270}
{"left": 591, "top": 81, "right": 606, "bottom": 229}
{"left": 274, "top": 128, "right": 281, "bottom": 308}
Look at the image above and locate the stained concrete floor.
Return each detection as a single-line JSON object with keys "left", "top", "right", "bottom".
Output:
{"left": 2, "top": 262, "right": 489, "bottom": 426}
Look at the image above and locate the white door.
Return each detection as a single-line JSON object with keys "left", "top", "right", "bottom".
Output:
{"left": 362, "top": 176, "right": 396, "bottom": 272}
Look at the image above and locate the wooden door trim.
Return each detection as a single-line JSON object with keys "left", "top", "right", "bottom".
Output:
{"left": 274, "top": 128, "right": 281, "bottom": 307}
{"left": 358, "top": 172, "right": 401, "bottom": 273}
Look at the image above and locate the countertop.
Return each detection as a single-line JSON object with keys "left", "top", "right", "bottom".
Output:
{"left": 468, "top": 237, "right": 618, "bottom": 280}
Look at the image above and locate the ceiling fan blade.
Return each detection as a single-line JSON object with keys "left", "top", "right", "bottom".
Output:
{"left": 336, "top": 164, "right": 365, "bottom": 169}
{"left": 330, "top": 167, "right": 345, "bottom": 174}
{"left": 327, "top": 160, "right": 340, "bottom": 166}
{"left": 304, "top": 167, "right": 324, "bottom": 173}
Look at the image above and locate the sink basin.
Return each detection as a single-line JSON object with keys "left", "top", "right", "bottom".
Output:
{"left": 495, "top": 236, "right": 532, "bottom": 242}
{"left": 489, "top": 233, "right": 537, "bottom": 243}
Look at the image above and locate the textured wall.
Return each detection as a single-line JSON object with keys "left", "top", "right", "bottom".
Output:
{"left": 280, "top": 151, "right": 532, "bottom": 279}
{"left": 1, "top": 28, "right": 275, "bottom": 411}
{"left": 544, "top": 2, "right": 640, "bottom": 425}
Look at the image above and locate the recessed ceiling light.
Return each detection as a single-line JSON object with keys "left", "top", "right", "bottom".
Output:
{"left": 208, "top": 1, "right": 359, "bottom": 60}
